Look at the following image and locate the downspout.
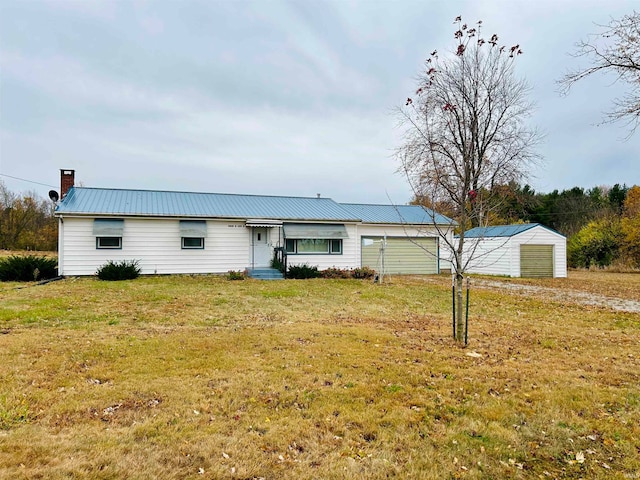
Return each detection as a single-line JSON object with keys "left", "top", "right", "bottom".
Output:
{"left": 355, "top": 223, "right": 360, "bottom": 267}
{"left": 436, "top": 236, "right": 440, "bottom": 274}
{"left": 58, "top": 217, "right": 64, "bottom": 276}
{"left": 251, "top": 226, "right": 255, "bottom": 270}
{"left": 282, "top": 227, "right": 287, "bottom": 278}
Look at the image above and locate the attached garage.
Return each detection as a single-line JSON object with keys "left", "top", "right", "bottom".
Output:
{"left": 361, "top": 236, "right": 438, "bottom": 274}
{"left": 460, "top": 223, "right": 566, "bottom": 278}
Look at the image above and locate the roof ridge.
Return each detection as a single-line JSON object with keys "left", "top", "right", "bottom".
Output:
{"left": 57, "top": 187, "right": 364, "bottom": 221}
{"left": 340, "top": 202, "right": 412, "bottom": 206}
{"left": 468, "top": 222, "right": 539, "bottom": 229}
{"left": 463, "top": 223, "right": 543, "bottom": 238}
{"left": 71, "top": 186, "right": 337, "bottom": 201}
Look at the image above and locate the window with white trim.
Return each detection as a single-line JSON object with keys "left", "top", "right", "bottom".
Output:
{"left": 96, "top": 236, "right": 122, "bottom": 249}
{"left": 93, "top": 219, "right": 124, "bottom": 250}
{"left": 180, "top": 220, "right": 207, "bottom": 250}
{"left": 182, "top": 237, "right": 204, "bottom": 249}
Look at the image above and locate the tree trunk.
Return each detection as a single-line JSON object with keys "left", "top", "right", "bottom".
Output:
{"left": 454, "top": 222, "right": 467, "bottom": 344}
{"left": 455, "top": 273, "right": 466, "bottom": 344}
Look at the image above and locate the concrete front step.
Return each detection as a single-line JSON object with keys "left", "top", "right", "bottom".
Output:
{"left": 246, "top": 268, "right": 284, "bottom": 280}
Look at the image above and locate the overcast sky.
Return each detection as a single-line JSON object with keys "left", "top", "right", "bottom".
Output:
{"left": 1, "top": 0, "right": 638, "bottom": 204}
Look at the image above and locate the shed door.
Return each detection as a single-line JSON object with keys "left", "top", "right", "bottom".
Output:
{"left": 520, "top": 244, "right": 554, "bottom": 277}
{"left": 361, "top": 237, "right": 438, "bottom": 275}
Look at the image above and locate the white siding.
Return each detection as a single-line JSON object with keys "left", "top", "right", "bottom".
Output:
{"left": 460, "top": 226, "right": 567, "bottom": 278}
{"left": 59, "top": 217, "right": 250, "bottom": 276}
{"left": 462, "top": 237, "right": 514, "bottom": 276}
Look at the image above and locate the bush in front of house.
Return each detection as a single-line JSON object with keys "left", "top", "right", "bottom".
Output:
{"left": 270, "top": 251, "right": 286, "bottom": 274}
{"left": 96, "top": 260, "right": 141, "bottom": 281}
{"left": 320, "top": 267, "right": 352, "bottom": 279}
{"left": 288, "top": 265, "right": 376, "bottom": 280}
{"left": 287, "top": 264, "right": 320, "bottom": 279}
{"left": 227, "top": 270, "right": 246, "bottom": 280}
{"left": 351, "top": 266, "right": 376, "bottom": 280}
{"left": 0, "top": 255, "right": 58, "bottom": 282}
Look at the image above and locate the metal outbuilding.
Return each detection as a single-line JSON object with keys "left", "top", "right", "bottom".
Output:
{"left": 457, "top": 223, "right": 567, "bottom": 278}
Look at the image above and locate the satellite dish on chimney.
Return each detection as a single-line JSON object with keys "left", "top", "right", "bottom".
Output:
{"left": 48, "top": 190, "right": 59, "bottom": 202}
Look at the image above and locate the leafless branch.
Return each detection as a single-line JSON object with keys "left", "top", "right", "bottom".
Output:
{"left": 559, "top": 11, "right": 640, "bottom": 136}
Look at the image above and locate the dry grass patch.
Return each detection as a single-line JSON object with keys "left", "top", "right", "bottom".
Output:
{"left": 0, "top": 250, "right": 57, "bottom": 258}
{"left": 0, "top": 273, "right": 638, "bottom": 479}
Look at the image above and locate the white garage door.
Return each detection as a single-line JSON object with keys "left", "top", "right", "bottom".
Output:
{"left": 361, "top": 237, "right": 438, "bottom": 274}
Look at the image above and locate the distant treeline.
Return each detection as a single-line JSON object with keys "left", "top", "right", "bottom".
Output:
{"left": 0, "top": 181, "right": 57, "bottom": 251}
{"left": 490, "top": 183, "right": 630, "bottom": 237}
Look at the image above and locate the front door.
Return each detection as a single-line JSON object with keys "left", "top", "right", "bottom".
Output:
{"left": 252, "top": 227, "right": 271, "bottom": 268}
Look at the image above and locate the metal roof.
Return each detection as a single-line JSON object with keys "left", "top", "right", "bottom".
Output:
{"left": 339, "top": 203, "right": 453, "bottom": 226}
{"left": 55, "top": 187, "right": 455, "bottom": 226}
{"left": 462, "top": 223, "right": 563, "bottom": 238}
{"left": 56, "top": 187, "right": 361, "bottom": 222}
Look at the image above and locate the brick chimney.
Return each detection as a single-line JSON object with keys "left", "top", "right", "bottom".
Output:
{"left": 60, "top": 169, "right": 75, "bottom": 199}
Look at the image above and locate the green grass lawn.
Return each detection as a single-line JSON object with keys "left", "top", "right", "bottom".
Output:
{"left": 0, "top": 274, "right": 638, "bottom": 479}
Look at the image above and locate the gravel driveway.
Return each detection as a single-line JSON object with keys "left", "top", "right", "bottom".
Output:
{"left": 474, "top": 279, "right": 640, "bottom": 313}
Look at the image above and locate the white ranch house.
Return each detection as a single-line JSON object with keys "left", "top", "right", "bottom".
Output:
{"left": 54, "top": 171, "right": 454, "bottom": 277}
{"left": 451, "top": 223, "right": 567, "bottom": 278}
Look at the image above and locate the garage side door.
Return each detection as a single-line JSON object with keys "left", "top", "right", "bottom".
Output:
{"left": 361, "top": 237, "right": 438, "bottom": 274}
{"left": 520, "top": 244, "right": 554, "bottom": 277}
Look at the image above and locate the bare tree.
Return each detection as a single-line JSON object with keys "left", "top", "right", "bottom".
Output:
{"left": 559, "top": 11, "right": 640, "bottom": 136}
{"left": 397, "top": 17, "right": 541, "bottom": 345}
{"left": 0, "top": 180, "right": 57, "bottom": 251}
